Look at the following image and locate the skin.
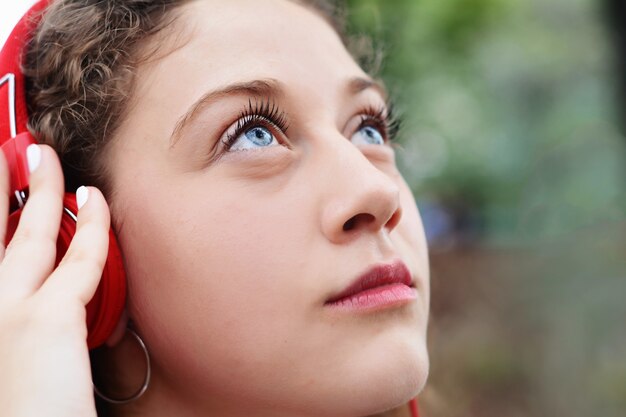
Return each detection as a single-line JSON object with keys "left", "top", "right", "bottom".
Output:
{"left": 0, "top": 1, "right": 429, "bottom": 417}
{"left": 98, "top": 1, "right": 431, "bottom": 416}
{"left": 98, "top": 0, "right": 429, "bottom": 416}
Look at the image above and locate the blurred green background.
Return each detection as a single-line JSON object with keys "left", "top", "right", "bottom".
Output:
{"left": 344, "top": 0, "right": 626, "bottom": 416}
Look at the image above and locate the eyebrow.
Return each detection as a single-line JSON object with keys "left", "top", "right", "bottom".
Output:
{"left": 169, "top": 79, "right": 281, "bottom": 148}
{"left": 347, "top": 76, "right": 388, "bottom": 102}
{"left": 169, "top": 76, "right": 387, "bottom": 148}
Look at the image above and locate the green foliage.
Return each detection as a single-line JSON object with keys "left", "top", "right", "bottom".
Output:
{"left": 343, "top": 1, "right": 626, "bottom": 416}
{"left": 345, "top": 0, "right": 626, "bottom": 243}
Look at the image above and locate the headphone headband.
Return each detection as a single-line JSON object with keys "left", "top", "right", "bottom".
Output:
{"left": 0, "top": 1, "right": 50, "bottom": 210}
{"left": 0, "top": 1, "right": 49, "bottom": 140}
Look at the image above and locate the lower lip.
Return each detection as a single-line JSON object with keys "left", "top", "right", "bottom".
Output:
{"left": 324, "top": 283, "right": 417, "bottom": 312}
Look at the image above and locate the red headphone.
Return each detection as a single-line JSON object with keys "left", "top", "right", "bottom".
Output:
{"left": 0, "top": 0, "right": 126, "bottom": 350}
{"left": 0, "top": 2, "right": 419, "bottom": 415}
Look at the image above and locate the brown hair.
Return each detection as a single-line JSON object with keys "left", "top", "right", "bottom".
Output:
{"left": 24, "top": 1, "right": 412, "bottom": 416}
{"left": 24, "top": 0, "right": 189, "bottom": 196}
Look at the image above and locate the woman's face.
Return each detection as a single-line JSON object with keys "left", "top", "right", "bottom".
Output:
{"left": 106, "top": 0, "right": 430, "bottom": 415}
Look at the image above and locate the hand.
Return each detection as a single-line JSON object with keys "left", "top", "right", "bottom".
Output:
{"left": 0, "top": 144, "right": 111, "bottom": 417}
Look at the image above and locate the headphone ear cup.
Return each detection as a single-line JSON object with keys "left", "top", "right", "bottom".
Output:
{"left": 61, "top": 193, "right": 126, "bottom": 349}
{"left": 1, "top": 0, "right": 125, "bottom": 349}
{"left": 4, "top": 193, "right": 126, "bottom": 350}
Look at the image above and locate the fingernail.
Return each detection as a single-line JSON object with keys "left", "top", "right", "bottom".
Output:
{"left": 76, "top": 186, "right": 89, "bottom": 209}
{"left": 26, "top": 144, "right": 41, "bottom": 173}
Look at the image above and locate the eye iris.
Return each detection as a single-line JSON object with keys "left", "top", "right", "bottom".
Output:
{"left": 245, "top": 126, "right": 273, "bottom": 146}
{"left": 361, "top": 126, "right": 384, "bottom": 145}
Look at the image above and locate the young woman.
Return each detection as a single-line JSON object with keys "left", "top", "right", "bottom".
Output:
{"left": 0, "top": 1, "right": 430, "bottom": 416}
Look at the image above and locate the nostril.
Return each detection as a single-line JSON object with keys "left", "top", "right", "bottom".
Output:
{"left": 385, "top": 207, "right": 402, "bottom": 232}
{"left": 342, "top": 213, "right": 375, "bottom": 232}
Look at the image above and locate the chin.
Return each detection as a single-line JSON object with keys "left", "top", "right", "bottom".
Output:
{"left": 357, "top": 343, "right": 429, "bottom": 414}
{"left": 308, "top": 339, "right": 429, "bottom": 417}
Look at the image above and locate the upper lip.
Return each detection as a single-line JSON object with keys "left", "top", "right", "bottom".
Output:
{"left": 325, "top": 259, "right": 414, "bottom": 304}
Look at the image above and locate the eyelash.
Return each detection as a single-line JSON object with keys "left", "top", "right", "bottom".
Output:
{"left": 222, "top": 99, "right": 289, "bottom": 151}
{"left": 220, "top": 99, "right": 402, "bottom": 153}
{"left": 357, "top": 103, "right": 402, "bottom": 143}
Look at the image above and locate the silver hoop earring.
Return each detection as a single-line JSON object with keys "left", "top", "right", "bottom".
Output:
{"left": 93, "top": 327, "right": 151, "bottom": 405}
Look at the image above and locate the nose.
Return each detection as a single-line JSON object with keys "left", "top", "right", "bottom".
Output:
{"left": 319, "top": 138, "right": 403, "bottom": 244}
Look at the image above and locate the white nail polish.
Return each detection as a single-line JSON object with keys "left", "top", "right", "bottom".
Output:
{"left": 76, "top": 186, "right": 89, "bottom": 209}
{"left": 26, "top": 144, "right": 41, "bottom": 173}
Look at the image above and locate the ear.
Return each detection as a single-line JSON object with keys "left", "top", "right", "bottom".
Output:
{"left": 104, "top": 308, "right": 129, "bottom": 347}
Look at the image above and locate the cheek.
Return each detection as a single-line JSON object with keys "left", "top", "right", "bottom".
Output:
{"left": 371, "top": 156, "right": 428, "bottom": 261}
{"left": 114, "top": 177, "right": 319, "bottom": 384}
{"left": 393, "top": 176, "right": 430, "bottom": 297}
{"left": 397, "top": 179, "right": 428, "bottom": 254}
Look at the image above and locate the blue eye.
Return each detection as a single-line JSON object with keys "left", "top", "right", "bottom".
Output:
{"left": 350, "top": 125, "right": 385, "bottom": 146}
{"left": 228, "top": 126, "right": 278, "bottom": 151}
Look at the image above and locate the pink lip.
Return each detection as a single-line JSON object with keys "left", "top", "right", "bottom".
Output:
{"left": 324, "top": 260, "right": 416, "bottom": 312}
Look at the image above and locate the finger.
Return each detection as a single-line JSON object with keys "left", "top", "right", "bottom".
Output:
{"left": 0, "top": 145, "right": 64, "bottom": 296}
{"left": 41, "top": 186, "right": 111, "bottom": 305}
{"left": 0, "top": 149, "right": 10, "bottom": 261}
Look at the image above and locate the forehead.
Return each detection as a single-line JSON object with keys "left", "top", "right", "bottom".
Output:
{"left": 179, "top": 0, "right": 347, "bottom": 65}
{"left": 134, "top": 0, "right": 366, "bottom": 107}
